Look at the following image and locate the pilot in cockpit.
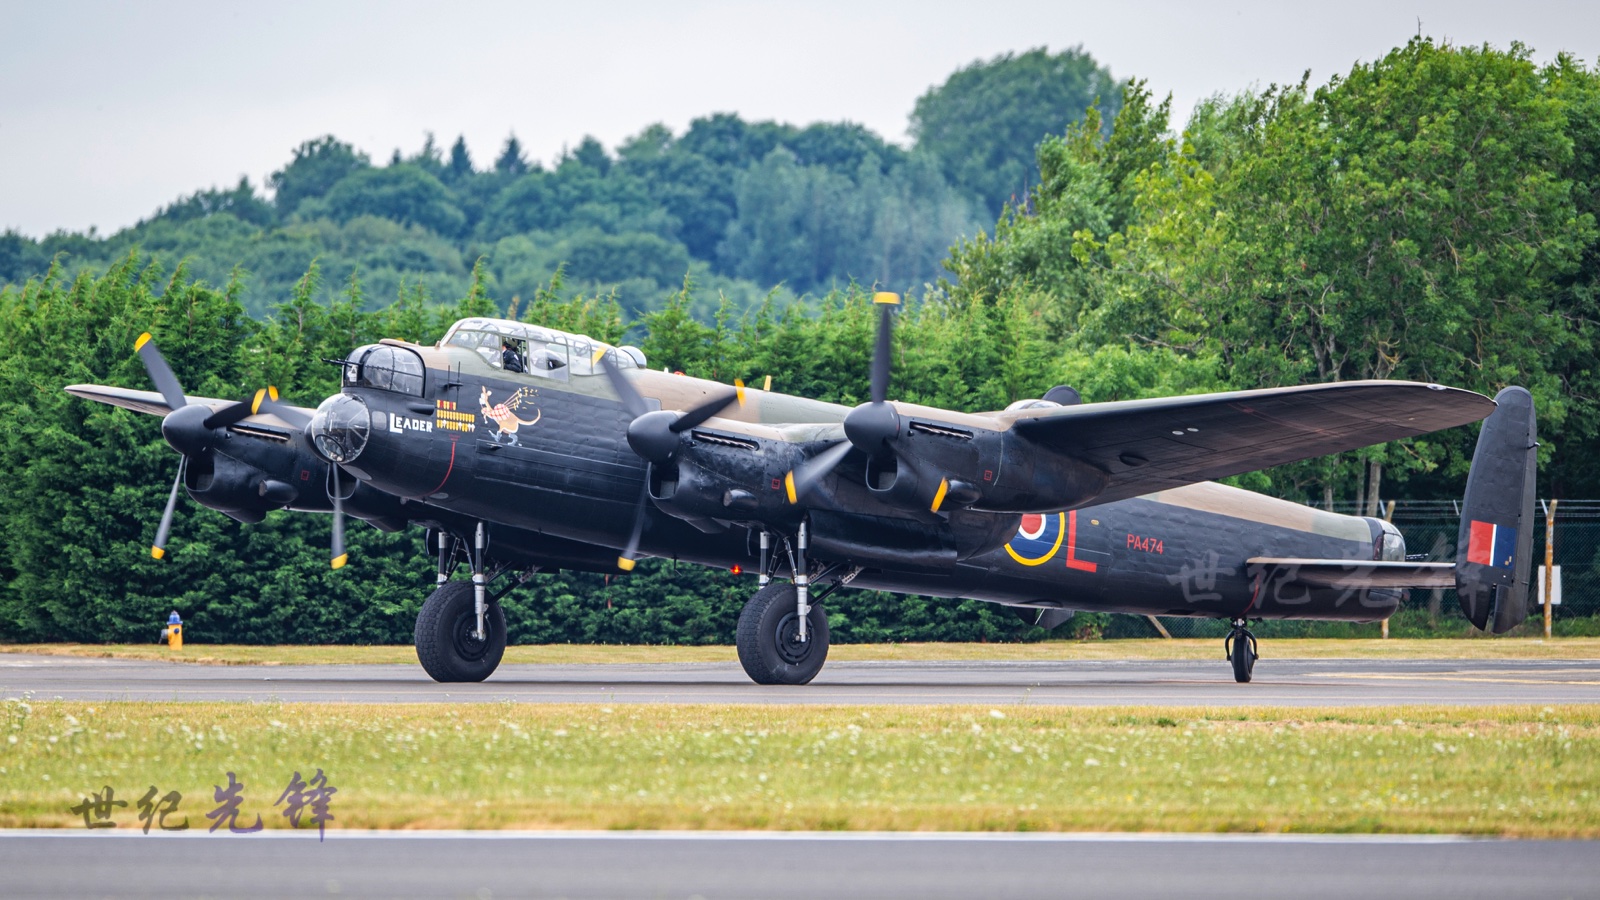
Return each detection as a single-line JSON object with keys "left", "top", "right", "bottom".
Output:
{"left": 500, "top": 340, "right": 525, "bottom": 373}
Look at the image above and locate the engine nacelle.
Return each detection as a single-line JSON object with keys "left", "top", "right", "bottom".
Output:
{"left": 184, "top": 452, "right": 286, "bottom": 524}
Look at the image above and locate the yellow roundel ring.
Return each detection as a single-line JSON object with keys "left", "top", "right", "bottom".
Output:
{"left": 1004, "top": 512, "right": 1066, "bottom": 567}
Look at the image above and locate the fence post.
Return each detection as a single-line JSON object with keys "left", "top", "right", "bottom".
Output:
{"left": 1545, "top": 499, "right": 1557, "bottom": 640}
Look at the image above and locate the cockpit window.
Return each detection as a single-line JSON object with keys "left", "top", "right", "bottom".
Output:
{"left": 343, "top": 344, "right": 424, "bottom": 395}
{"left": 439, "top": 317, "right": 644, "bottom": 378}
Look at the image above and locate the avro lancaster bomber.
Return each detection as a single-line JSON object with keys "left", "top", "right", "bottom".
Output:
{"left": 70, "top": 294, "right": 1536, "bottom": 685}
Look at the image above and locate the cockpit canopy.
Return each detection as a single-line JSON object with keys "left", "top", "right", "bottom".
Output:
{"left": 438, "top": 317, "right": 645, "bottom": 380}
{"left": 343, "top": 344, "right": 425, "bottom": 395}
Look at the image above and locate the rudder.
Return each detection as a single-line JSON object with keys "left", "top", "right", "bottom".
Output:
{"left": 1455, "top": 387, "right": 1537, "bottom": 633}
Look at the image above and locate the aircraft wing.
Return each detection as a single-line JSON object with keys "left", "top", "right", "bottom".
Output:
{"left": 1004, "top": 381, "right": 1494, "bottom": 505}
{"left": 1247, "top": 558, "right": 1457, "bottom": 590}
{"left": 66, "top": 384, "right": 184, "bottom": 417}
{"left": 65, "top": 384, "right": 312, "bottom": 431}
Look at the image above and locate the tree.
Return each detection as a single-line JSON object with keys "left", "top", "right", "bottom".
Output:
{"left": 494, "top": 134, "right": 530, "bottom": 176}
{"left": 322, "top": 165, "right": 468, "bottom": 237}
{"left": 269, "top": 137, "right": 371, "bottom": 217}
{"left": 911, "top": 47, "right": 1121, "bottom": 218}
{"left": 446, "top": 135, "right": 474, "bottom": 182}
{"left": 150, "top": 177, "right": 276, "bottom": 229}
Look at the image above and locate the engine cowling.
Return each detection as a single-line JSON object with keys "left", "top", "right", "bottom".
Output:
{"left": 184, "top": 452, "right": 287, "bottom": 524}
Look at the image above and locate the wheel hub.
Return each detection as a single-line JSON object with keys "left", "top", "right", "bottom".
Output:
{"left": 452, "top": 612, "right": 491, "bottom": 662}
{"left": 774, "top": 612, "right": 814, "bottom": 665}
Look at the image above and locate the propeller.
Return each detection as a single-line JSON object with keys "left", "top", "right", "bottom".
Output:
{"left": 150, "top": 459, "right": 185, "bottom": 560}
{"left": 330, "top": 465, "right": 348, "bottom": 570}
{"left": 132, "top": 332, "right": 326, "bottom": 562}
{"left": 599, "top": 349, "right": 745, "bottom": 569}
{"left": 780, "top": 292, "right": 907, "bottom": 505}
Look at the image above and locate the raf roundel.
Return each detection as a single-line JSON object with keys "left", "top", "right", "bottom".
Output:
{"left": 1005, "top": 512, "right": 1065, "bottom": 567}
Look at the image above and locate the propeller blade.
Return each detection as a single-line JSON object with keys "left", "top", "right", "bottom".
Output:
{"left": 330, "top": 465, "right": 348, "bottom": 570}
{"left": 616, "top": 479, "right": 651, "bottom": 571}
{"left": 870, "top": 292, "right": 898, "bottom": 405}
{"left": 202, "top": 387, "right": 274, "bottom": 430}
{"left": 599, "top": 352, "right": 650, "bottom": 419}
{"left": 151, "top": 459, "right": 185, "bottom": 560}
{"left": 669, "top": 389, "right": 741, "bottom": 433}
{"left": 260, "top": 389, "right": 312, "bottom": 429}
{"left": 134, "top": 333, "right": 187, "bottom": 411}
{"left": 201, "top": 387, "right": 312, "bottom": 430}
{"left": 784, "top": 440, "right": 852, "bottom": 504}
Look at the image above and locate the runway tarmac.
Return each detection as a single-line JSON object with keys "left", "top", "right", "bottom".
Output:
{"left": 3, "top": 830, "right": 1598, "bottom": 899}
{"left": 3, "top": 652, "right": 1599, "bottom": 705}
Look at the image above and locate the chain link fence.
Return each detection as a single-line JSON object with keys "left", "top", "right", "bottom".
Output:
{"left": 1103, "top": 500, "right": 1600, "bottom": 640}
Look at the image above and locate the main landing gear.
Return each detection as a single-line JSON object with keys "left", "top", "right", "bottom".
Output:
{"left": 736, "top": 521, "right": 856, "bottom": 685}
{"left": 1225, "top": 617, "right": 1257, "bottom": 683}
{"left": 415, "top": 524, "right": 528, "bottom": 683}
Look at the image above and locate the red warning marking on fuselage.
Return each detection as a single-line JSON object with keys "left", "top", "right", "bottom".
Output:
{"left": 1064, "top": 510, "right": 1097, "bottom": 572}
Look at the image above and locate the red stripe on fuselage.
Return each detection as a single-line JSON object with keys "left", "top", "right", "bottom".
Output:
{"left": 409, "top": 435, "right": 458, "bottom": 500}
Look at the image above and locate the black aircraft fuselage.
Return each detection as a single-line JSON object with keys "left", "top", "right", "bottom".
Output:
{"left": 312, "top": 323, "right": 1409, "bottom": 625}
{"left": 70, "top": 311, "right": 1534, "bottom": 685}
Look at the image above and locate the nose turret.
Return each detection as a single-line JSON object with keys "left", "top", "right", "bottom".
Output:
{"left": 308, "top": 394, "right": 372, "bottom": 463}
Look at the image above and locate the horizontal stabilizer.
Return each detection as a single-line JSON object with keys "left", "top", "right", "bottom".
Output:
{"left": 1003, "top": 381, "right": 1494, "bottom": 506}
{"left": 1247, "top": 558, "right": 1455, "bottom": 590}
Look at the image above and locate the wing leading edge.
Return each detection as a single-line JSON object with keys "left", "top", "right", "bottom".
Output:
{"left": 65, "top": 384, "right": 313, "bottom": 431}
{"left": 1003, "top": 381, "right": 1494, "bottom": 506}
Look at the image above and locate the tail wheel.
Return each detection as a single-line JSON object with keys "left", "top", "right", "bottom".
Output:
{"left": 415, "top": 581, "right": 506, "bottom": 683}
{"left": 736, "top": 582, "right": 829, "bottom": 685}
{"left": 1228, "top": 628, "right": 1257, "bottom": 683}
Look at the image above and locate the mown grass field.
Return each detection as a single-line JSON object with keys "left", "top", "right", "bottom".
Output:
{"left": 2, "top": 700, "right": 1595, "bottom": 836}
{"left": 7, "top": 638, "right": 1600, "bottom": 666}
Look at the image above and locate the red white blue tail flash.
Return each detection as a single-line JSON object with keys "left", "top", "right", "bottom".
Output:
{"left": 1466, "top": 520, "right": 1517, "bottom": 569}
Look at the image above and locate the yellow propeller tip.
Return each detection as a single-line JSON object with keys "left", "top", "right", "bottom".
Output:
{"left": 784, "top": 471, "right": 798, "bottom": 505}
{"left": 873, "top": 292, "right": 900, "bottom": 305}
{"left": 931, "top": 477, "right": 950, "bottom": 513}
{"left": 331, "top": 554, "right": 348, "bottom": 570}
{"left": 250, "top": 389, "right": 266, "bottom": 415}
{"left": 268, "top": 386, "right": 280, "bottom": 401}
{"left": 734, "top": 379, "right": 746, "bottom": 407}
{"left": 150, "top": 546, "right": 165, "bottom": 560}
{"left": 763, "top": 375, "right": 772, "bottom": 392}
{"left": 616, "top": 557, "right": 636, "bottom": 572}
{"left": 135, "top": 333, "right": 152, "bottom": 351}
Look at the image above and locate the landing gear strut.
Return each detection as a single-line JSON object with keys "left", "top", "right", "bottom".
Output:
{"left": 415, "top": 524, "right": 519, "bottom": 683}
{"left": 736, "top": 523, "right": 841, "bottom": 685}
{"left": 1225, "top": 617, "right": 1257, "bottom": 683}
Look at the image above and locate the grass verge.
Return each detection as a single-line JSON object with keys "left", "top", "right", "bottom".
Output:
{"left": 6, "top": 638, "right": 1600, "bottom": 666}
{"left": 2, "top": 700, "right": 1595, "bottom": 836}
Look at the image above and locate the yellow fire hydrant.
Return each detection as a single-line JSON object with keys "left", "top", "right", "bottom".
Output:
{"left": 162, "top": 611, "right": 183, "bottom": 649}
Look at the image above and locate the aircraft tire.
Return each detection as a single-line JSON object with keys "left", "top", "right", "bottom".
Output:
{"left": 415, "top": 581, "right": 506, "bottom": 683}
{"left": 1230, "top": 632, "right": 1255, "bottom": 683}
{"left": 736, "top": 582, "right": 829, "bottom": 685}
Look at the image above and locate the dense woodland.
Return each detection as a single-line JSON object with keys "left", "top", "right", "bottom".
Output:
{"left": 0, "top": 48, "right": 1116, "bottom": 321}
{"left": 3, "top": 39, "right": 1599, "bottom": 643}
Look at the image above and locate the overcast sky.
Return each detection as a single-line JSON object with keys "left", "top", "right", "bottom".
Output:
{"left": 3, "top": 0, "right": 1598, "bottom": 237}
